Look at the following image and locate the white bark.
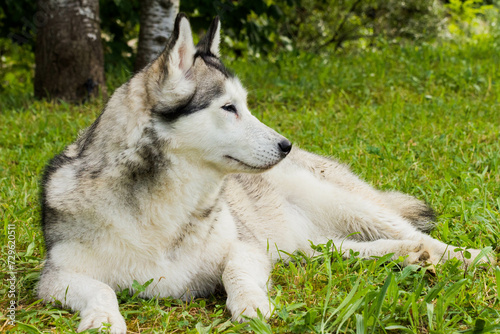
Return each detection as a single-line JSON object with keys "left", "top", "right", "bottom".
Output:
{"left": 135, "top": 0, "right": 180, "bottom": 71}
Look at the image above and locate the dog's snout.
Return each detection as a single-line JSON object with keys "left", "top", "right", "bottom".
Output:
{"left": 278, "top": 139, "right": 292, "bottom": 156}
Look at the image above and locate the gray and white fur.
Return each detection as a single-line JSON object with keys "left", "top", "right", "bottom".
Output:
{"left": 38, "top": 14, "right": 495, "bottom": 333}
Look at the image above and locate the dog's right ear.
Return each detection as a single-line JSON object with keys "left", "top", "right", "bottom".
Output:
{"left": 196, "top": 16, "right": 221, "bottom": 57}
{"left": 164, "top": 13, "right": 196, "bottom": 75}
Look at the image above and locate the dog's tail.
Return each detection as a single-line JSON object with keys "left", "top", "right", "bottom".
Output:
{"left": 382, "top": 191, "right": 437, "bottom": 233}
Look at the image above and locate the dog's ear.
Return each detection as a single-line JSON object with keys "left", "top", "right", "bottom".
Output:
{"left": 145, "top": 14, "right": 196, "bottom": 105}
{"left": 197, "top": 16, "right": 221, "bottom": 57}
{"left": 165, "top": 13, "right": 196, "bottom": 74}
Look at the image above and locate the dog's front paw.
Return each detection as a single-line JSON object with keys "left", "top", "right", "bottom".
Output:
{"left": 228, "top": 294, "right": 274, "bottom": 323}
{"left": 78, "top": 308, "right": 127, "bottom": 333}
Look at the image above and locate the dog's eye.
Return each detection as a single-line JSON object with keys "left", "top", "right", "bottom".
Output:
{"left": 222, "top": 104, "right": 237, "bottom": 114}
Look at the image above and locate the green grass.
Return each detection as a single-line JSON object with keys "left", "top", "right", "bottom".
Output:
{"left": 1, "top": 38, "right": 500, "bottom": 333}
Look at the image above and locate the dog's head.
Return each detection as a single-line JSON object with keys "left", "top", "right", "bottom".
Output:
{"left": 143, "top": 14, "right": 291, "bottom": 174}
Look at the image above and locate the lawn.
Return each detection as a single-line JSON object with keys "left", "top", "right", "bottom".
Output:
{"left": 1, "top": 38, "right": 500, "bottom": 333}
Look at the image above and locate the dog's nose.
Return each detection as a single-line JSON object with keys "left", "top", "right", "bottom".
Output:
{"left": 278, "top": 139, "right": 292, "bottom": 156}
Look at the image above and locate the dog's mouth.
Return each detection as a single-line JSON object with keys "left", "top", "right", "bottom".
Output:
{"left": 224, "top": 155, "right": 272, "bottom": 171}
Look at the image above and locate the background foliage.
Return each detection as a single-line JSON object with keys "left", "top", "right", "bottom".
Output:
{"left": 2, "top": 0, "right": 499, "bottom": 71}
{"left": 1, "top": 0, "right": 499, "bottom": 107}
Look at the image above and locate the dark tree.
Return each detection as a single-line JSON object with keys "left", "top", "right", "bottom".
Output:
{"left": 134, "top": 0, "right": 179, "bottom": 72}
{"left": 34, "top": 0, "right": 106, "bottom": 102}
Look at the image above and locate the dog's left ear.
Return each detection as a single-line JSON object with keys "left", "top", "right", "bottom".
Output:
{"left": 166, "top": 13, "right": 196, "bottom": 74}
{"left": 197, "top": 16, "right": 221, "bottom": 57}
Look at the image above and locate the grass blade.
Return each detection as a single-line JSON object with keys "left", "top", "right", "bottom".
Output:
{"left": 443, "top": 279, "right": 467, "bottom": 300}
{"left": 356, "top": 314, "right": 365, "bottom": 334}
{"left": 369, "top": 273, "right": 392, "bottom": 334}
{"left": 322, "top": 277, "right": 362, "bottom": 328}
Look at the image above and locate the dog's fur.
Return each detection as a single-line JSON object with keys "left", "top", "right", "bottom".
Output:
{"left": 38, "top": 15, "right": 493, "bottom": 333}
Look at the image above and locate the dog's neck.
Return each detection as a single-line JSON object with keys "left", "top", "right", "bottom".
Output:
{"left": 165, "top": 154, "right": 226, "bottom": 218}
{"left": 103, "top": 150, "right": 227, "bottom": 253}
{"left": 122, "top": 150, "right": 226, "bottom": 225}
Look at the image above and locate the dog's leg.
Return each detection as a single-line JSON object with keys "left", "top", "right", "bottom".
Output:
{"left": 321, "top": 238, "right": 431, "bottom": 265}
{"left": 38, "top": 266, "right": 126, "bottom": 333}
{"left": 353, "top": 208, "right": 494, "bottom": 266}
{"left": 341, "top": 210, "right": 492, "bottom": 267}
{"left": 324, "top": 219, "right": 494, "bottom": 267}
{"left": 302, "top": 193, "right": 493, "bottom": 265}
{"left": 299, "top": 185, "right": 490, "bottom": 267}
{"left": 222, "top": 242, "right": 273, "bottom": 322}
{"left": 287, "top": 150, "right": 437, "bottom": 232}
{"left": 324, "top": 238, "right": 481, "bottom": 267}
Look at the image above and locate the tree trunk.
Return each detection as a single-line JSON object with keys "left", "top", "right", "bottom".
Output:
{"left": 34, "top": 0, "right": 106, "bottom": 103}
{"left": 134, "top": 0, "right": 179, "bottom": 72}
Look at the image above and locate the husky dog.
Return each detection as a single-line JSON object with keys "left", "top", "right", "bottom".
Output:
{"left": 38, "top": 14, "right": 493, "bottom": 333}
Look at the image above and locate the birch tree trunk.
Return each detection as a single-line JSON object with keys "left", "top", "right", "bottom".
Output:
{"left": 34, "top": 0, "right": 106, "bottom": 102}
{"left": 134, "top": 0, "right": 179, "bottom": 72}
